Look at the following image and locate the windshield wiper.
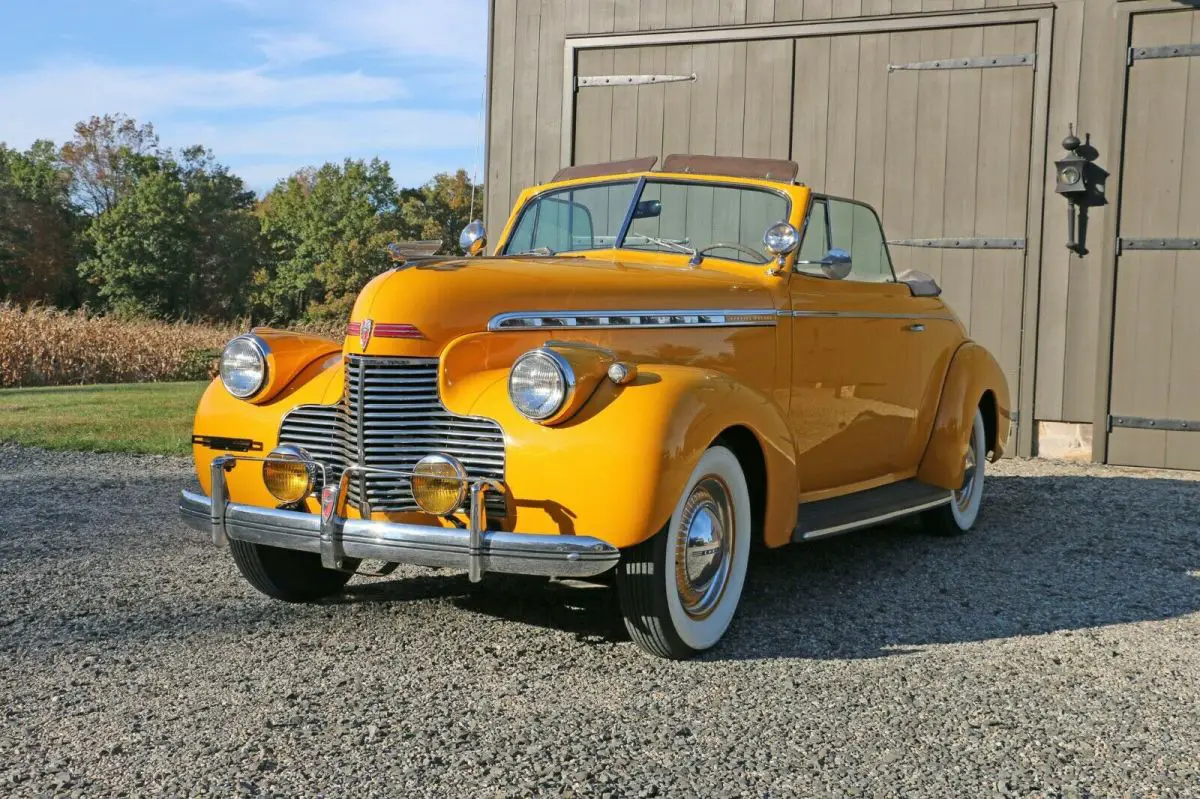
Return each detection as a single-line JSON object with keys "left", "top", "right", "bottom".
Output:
{"left": 511, "top": 246, "right": 556, "bottom": 256}
{"left": 627, "top": 235, "right": 696, "bottom": 256}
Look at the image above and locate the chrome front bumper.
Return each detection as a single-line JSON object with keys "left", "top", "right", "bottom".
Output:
{"left": 179, "top": 456, "right": 620, "bottom": 581}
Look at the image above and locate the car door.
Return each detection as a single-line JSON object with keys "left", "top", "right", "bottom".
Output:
{"left": 787, "top": 197, "right": 931, "bottom": 497}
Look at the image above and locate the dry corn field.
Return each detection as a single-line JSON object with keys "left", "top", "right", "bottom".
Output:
{"left": 0, "top": 305, "right": 346, "bottom": 388}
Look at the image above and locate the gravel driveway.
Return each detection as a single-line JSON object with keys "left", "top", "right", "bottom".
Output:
{"left": 1, "top": 444, "right": 1198, "bottom": 797}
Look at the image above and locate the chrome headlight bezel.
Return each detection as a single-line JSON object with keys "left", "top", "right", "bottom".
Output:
{"left": 508, "top": 348, "right": 575, "bottom": 423}
{"left": 219, "top": 334, "right": 269, "bottom": 399}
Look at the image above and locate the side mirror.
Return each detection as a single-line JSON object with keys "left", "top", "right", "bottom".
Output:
{"left": 762, "top": 221, "right": 800, "bottom": 275}
{"left": 797, "top": 247, "right": 852, "bottom": 280}
{"left": 459, "top": 220, "right": 487, "bottom": 257}
{"left": 632, "top": 199, "right": 662, "bottom": 220}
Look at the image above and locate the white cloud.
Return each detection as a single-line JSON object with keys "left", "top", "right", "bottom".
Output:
{"left": 318, "top": 0, "right": 488, "bottom": 65}
{"left": 223, "top": 0, "right": 488, "bottom": 65}
{"left": 180, "top": 108, "right": 482, "bottom": 157}
{"left": 0, "top": 62, "right": 406, "bottom": 147}
{"left": 252, "top": 31, "right": 337, "bottom": 66}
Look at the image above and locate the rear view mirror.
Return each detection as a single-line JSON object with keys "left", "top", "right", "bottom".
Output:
{"left": 797, "top": 248, "right": 852, "bottom": 280}
{"left": 632, "top": 200, "right": 662, "bottom": 219}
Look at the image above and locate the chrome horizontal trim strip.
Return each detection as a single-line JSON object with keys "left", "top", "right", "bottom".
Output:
{"left": 488, "top": 309, "right": 778, "bottom": 331}
{"left": 180, "top": 489, "right": 619, "bottom": 578}
{"left": 782, "top": 310, "right": 956, "bottom": 321}
{"left": 801, "top": 496, "right": 951, "bottom": 541}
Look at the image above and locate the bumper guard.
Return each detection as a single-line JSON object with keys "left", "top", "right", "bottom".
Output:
{"left": 180, "top": 456, "right": 620, "bottom": 581}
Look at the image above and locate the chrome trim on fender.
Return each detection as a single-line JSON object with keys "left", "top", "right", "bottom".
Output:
{"left": 488, "top": 309, "right": 778, "bottom": 331}
{"left": 180, "top": 459, "right": 620, "bottom": 580}
{"left": 785, "top": 310, "right": 956, "bottom": 321}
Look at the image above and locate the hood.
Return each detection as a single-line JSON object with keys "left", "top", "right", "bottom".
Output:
{"left": 346, "top": 255, "right": 775, "bottom": 355}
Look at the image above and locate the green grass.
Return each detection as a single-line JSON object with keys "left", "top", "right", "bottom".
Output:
{"left": 0, "top": 382, "right": 208, "bottom": 455}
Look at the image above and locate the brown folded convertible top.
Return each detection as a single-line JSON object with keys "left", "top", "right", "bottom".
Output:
{"left": 552, "top": 156, "right": 659, "bottom": 182}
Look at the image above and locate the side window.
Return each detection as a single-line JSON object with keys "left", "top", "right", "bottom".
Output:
{"left": 797, "top": 198, "right": 829, "bottom": 268}
{"left": 828, "top": 199, "right": 894, "bottom": 282}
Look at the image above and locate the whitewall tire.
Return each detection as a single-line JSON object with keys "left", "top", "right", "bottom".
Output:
{"left": 924, "top": 408, "right": 987, "bottom": 536}
{"left": 615, "top": 445, "right": 752, "bottom": 659}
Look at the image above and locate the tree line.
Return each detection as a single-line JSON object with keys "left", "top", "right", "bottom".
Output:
{"left": 0, "top": 114, "right": 482, "bottom": 324}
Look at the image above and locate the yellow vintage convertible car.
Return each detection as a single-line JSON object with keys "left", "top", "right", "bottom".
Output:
{"left": 181, "top": 154, "right": 1011, "bottom": 659}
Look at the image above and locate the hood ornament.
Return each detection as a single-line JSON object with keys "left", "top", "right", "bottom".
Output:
{"left": 359, "top": 318, "right": 374, "bottom": 349}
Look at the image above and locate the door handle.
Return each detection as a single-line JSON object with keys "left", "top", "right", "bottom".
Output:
{"left": 906, "top": 323, "right": 926, "bottom": 332}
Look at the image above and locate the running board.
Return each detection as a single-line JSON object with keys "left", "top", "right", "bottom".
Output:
{"left": 793, "top": 479, "right": 951, "bottom": 542}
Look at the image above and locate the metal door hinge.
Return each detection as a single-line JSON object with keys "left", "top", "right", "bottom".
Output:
{"left": 1118, "top": 237, "right": 1200, "bottom": 253}
{"left": 1109, "top": 415, "right": 1200, "bottom": 433}
{"left": 1129, "top": 43, "right": 1200, "bottom": 63}
{"left": 576, "top": 73, "right": 697, "bottom": 89}
{"left": 888, "top": 237, "right": 1025, "bottom": 250}
{"left": 888, "top": 53, "right": 1035, "bottom": 72}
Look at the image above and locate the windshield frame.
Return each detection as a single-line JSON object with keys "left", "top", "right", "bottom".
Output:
{"left": 500, "top": 176, "right": 793, "bottom": 262}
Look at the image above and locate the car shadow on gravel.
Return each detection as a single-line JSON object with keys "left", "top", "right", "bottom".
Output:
{"left": 330, "top": 473, "right": 1200, "bottom": 661}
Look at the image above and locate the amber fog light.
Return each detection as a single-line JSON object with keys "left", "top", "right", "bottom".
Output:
{"left": 411, "top": 453, "right": 468, "bottom": 516}
{"left": 262, "top": 446, "right": 314, "bottom": 504}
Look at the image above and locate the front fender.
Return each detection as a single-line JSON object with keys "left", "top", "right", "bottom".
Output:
{"left": 917, "top": 342, "right": 1012, "bottom": 491}
{"left": 191, "top": 351, "right": 344, "bottom": 505}
{"left": 452, "top": 363, "right": 798, "bottom": 550}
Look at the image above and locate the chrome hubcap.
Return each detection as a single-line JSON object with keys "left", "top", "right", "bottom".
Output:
{"left": 675, "top": 476, "right": 734, "bottom": 619}
{"left": 954, "top": 433, "right": 979, "bottom": 512}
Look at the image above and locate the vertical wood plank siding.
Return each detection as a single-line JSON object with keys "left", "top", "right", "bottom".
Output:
{"left": 484, "top": 0, "right": 1155, "bottom": 456}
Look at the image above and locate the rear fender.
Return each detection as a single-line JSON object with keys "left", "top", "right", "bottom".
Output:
{"left": 917, "top": 342, "right": 1012, "bottom": 491}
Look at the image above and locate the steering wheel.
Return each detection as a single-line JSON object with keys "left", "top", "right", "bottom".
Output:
{"left": 691, "top": 242, "right": 768, "bottom": 265}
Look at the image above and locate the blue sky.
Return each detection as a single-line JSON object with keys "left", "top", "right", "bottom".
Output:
{"left": 0, "top": 0, "right": 488, "bottom": 192}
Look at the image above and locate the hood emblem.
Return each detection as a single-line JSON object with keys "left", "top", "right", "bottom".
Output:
{"left": 359, "top": 318, "right": 374, "bottom": 349}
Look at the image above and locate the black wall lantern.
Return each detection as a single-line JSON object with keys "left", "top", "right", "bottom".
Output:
{"left": 1054, "top": 125, "right": 1108, "bottom": 255}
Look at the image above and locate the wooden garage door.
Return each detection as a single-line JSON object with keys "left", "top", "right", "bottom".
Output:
{"left": 572, "top": 24, "right": 1038, "bottom": 421}
{"left": 791, "top": 23, "right": 1037, "bottom": 416}
{"left": 574, "top": 40, "right": 794, "bottom": 165}
{"left": 1107, "top": 9, "right": 1200, "bottom": 470}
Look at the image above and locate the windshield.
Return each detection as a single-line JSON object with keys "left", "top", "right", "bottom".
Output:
{"left": 502, "top": 178, "right": 790, "bottom": 264}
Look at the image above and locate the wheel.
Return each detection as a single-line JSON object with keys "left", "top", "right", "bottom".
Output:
{"left": 615, "top": 445, "right": 752, "bottom": 659}
{"left": 228, "top": 540, "right": 356, "bottom": 602}
{"left": 923, "top": 408, "right": 987, "bottom": 536}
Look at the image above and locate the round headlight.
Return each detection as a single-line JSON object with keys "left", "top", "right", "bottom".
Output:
{"left": 220, "top": 335, "right": 268, "bottom": 399}
{"left": 263, "top": 446, "right": 314, "bottom": 504}
{"left": 763, "top": 221, "right": 800, "bottom": 256}
{"left": 1060, "top": 166, "right": 1082, "bottom": 186}
{"left": 411, "top": 453, "right": 468, "bottom": 516}
{"left": 509, "top": 349, "right": 572, "bottom": 421}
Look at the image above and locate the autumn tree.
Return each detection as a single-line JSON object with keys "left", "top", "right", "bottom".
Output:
{"left": 59, "top": 114, "right": 161, "bottom": 216}
{"left": 0, "top": 141, "right": 82, "bottom": 306}
{"left": 256, "top": 158, "right": 402, "bottom": 322}
{"left": 78, "top": 146, "right": 260, "bottom": 319}
{"left": 398, "top": 169, "right": 482, "bottom": 251}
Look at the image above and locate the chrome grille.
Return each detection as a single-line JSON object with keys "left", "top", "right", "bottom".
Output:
{"left": 277, "top": 355, "right": 506, "bottom": 518}
{"left": 276, "top": 404, "right": 345, "bottom": 488}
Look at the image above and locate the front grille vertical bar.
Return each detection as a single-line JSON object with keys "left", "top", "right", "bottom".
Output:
{"left": 355, "top": 359, "right": 371, "bottom": 517}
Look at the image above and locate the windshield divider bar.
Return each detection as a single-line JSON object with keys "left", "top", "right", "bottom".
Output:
{"left": 614, "top": 177, "right": 647, "bottom": 251}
